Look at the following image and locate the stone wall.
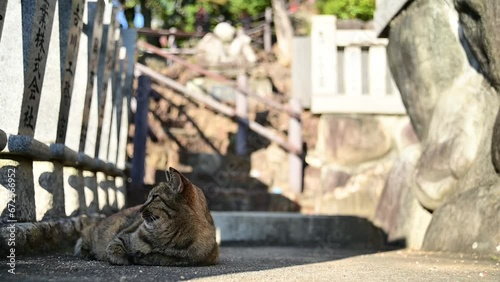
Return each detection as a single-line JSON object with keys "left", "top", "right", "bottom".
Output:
{"left": 300, "top": 115, "right": 418, "bottom": 220}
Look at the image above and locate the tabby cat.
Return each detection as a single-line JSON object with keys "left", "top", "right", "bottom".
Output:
{"left": 75, "top": 167, "right": 219, "bottom": 266}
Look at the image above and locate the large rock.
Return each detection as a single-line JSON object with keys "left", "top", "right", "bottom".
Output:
{"left": 373, "top": 145, "right": 432, "bottom": 249}
{"left": 387, "top": 0, "right": 468, "bottom": 140}
{"left": 414, "top": 70, "right": 499, "bottom": 210}
{"left": 423, "top": 184, "right": 500, "bottom": 254}
{"left": 388, "top": 0, "right": 500, "bottom": 210}
{"left": 381, "top": 0, "right": 500, "bottom": 254}
{"left": 316, "top": 116, "right": 393, "bottom": 166}
{"left": 454, "top": 0, "right": 500, "bottom": 90}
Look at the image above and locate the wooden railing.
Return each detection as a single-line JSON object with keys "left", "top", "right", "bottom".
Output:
{"left": 0, "top": 0, "right": 134, "bottom": 222}
{"left": 135, "top": 42, "right": 304, "bottom": 193}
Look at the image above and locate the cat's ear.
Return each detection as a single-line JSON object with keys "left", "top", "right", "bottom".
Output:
{"left": 168, "top": 167, "right": 185, "bottom": 194}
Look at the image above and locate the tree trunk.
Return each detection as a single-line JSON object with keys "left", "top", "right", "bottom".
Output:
{"left": 272, "top": 0, "right": 293, "bottom": 66}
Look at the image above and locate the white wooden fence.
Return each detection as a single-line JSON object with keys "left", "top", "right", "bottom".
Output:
{"left": 293, "top": 15, "right": 405, "bottom": 115}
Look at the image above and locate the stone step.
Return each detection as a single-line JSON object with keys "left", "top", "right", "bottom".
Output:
{"left": 212, "top": 212, "right": 387, "bottom": 249}
{"left": 1, "top": 212, "right": 387, "bottom": 255}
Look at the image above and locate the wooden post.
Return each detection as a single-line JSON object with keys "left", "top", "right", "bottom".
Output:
{"left": 288, "top": 98, "right": 303, "bottom": 193}
{"left": 236, "top": 72, "right": 249, "bottom": 155}
{"left": 264, "top": 7, "right": 272, "bottom": 53}
{"left": 131, "top": 75, "right": 150, "bottom": 185}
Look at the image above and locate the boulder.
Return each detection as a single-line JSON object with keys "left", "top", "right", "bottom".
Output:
{"left": 387, "top": 0, "right": 468, "bottom": 140}
{"left": 318, "top": 161, "right": 392, "bottom": 219}
{"left": 380, "top": 0, "right": 500, "bottom": 254}
{"left": 423, "top": 184, "right": 500, "bottom": 254}
{"left": 414, "top": 70, "right": 499, "bottom": 210}
{"left": 373, "top": 145, "right": 432, "bottom": 249}
{"left": 388, "top": 0, "right": 500, "bottom": 210}
{"left": 316, "top": 116, "right": 393, "bottom": 166}
{"left": 454, "top": 0, "right": 500, "bottom": 90}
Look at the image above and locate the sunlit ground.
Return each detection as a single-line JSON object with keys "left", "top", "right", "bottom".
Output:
{"left": 1, "top": 247, "right": 498, "bottom": 281}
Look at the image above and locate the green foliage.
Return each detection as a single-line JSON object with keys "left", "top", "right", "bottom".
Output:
{"left": 316, "top": 0, "right": 375, "bottom": 21}
{"left": 132, "top": 0, "right": 270, "bottom": 32}
{"left": 228, "top": 0, "right": 271, "bottom": 18}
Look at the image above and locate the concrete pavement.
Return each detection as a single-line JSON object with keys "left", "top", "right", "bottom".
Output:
{"left": 0, "top": 246, "right": 498, "bottom": 281}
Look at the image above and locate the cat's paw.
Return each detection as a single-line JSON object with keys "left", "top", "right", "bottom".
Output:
{"left": 106, "top": 239, "right": 130, "bottom": 265}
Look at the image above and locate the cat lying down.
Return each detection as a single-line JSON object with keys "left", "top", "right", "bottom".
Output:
{"left": 75, "top": 167, "right": 219, "bottom": 266}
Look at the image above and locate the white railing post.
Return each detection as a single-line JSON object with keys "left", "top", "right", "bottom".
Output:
{"left": 288, "top": 98, "right": 303, "bottom": 193}
{"left": 343, "top": 46, "right": 363, "bottom": 97}
{"left": 309, "top": 18, "right": 406, "bottom": 115}
{"left": 310, "top": 15, "right": 338, "bottom": 113}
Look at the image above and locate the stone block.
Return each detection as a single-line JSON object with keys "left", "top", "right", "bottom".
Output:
{"left": 212, "top": 212, "right": 385, "bottom": 248}
{"left": 318, "top": 161, "right": 392, "bottom": 219}
{"left": 316, "top": 115, "right": 393, "bottom": 166}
